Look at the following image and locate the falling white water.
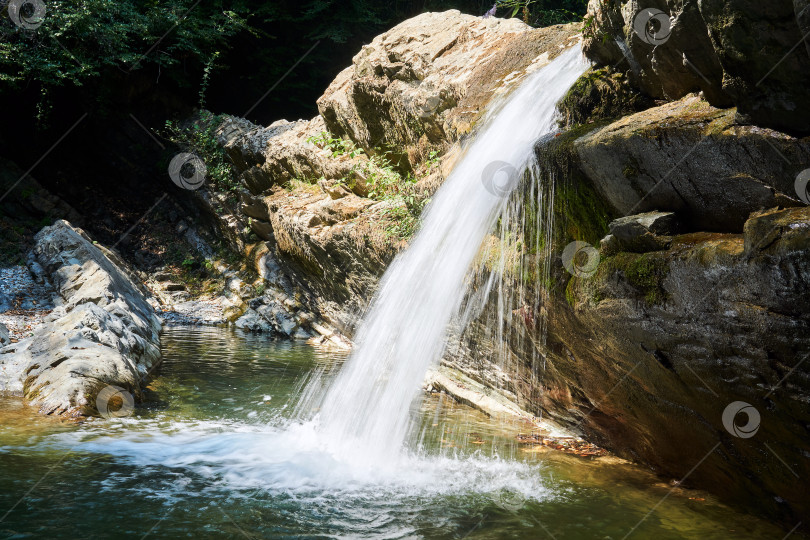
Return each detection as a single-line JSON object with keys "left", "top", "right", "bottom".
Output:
{"left": 312, "top": 46, "right": 589, "bottom": 462}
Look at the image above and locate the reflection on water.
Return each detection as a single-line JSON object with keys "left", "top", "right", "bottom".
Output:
{"left": 0, "top": 326, "right": 787, "bottom": 539}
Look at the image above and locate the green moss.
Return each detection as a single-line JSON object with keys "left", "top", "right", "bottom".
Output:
{"left": 564, "top": 278, "right": 577, "bottom": 307}
{"left": 505, "top": 123, "right": 616, "bottom": 301}
{"left": 555, "top": 174, "right": 612, "bottom": 247}
{"left": 556, "top": 67, "right": 654, "bottom": 128}
{"left": 625, "top": 253, "right": 669, "bottom": 304}
{"left": 622, "top": 157, "right": 639, "bottom": 179}
{"left": 598, "top": 251, "right": 670, "bottom": 305}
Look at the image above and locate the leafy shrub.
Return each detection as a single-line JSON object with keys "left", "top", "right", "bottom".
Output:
{"left": 164, "top": 111, "right": 238, "bottom": 192}
{"left": 0, "top": 1, "right": 249, "bottom": 95}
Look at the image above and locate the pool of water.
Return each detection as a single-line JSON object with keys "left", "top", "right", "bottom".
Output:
{"left": 0, "top": 326, "right": 786, "bottom": 539}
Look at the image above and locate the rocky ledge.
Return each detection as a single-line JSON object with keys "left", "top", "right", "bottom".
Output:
{"left": 0, "top": 221, "right": 162, "bottom": 417}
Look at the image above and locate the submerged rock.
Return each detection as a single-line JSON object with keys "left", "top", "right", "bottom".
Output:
{"left": 0, "top": 221, "right": 161, "bottom": 417}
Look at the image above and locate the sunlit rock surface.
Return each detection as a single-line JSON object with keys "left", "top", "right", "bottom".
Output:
{"left": 0, "top": 221, "right": 161, "bottom": 417}
{"left": 318, "top": 10, "right": 581, "bottom": 169}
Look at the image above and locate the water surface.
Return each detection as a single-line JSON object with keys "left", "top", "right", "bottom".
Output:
{"left": 0, "top": 326, "right": 785, "bottom": 539}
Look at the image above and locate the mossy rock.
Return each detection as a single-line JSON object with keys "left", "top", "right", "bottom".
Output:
{"left": 556, "top": 68, "right": 654, "bottom": 129}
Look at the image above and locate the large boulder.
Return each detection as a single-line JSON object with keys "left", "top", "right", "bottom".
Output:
{"left": 573, "top": 95, "right": 810, "bottom": 232}
{"left": 582, "top": 0, "right": 810, "bottom": 135}
{"left": 519, "top": 88, "right": 810, "bottom": 522}
{"left": 0, "top": 221, "right": 162, "bottom": 417}
{"left": 318, "top": 10, "right": 581, "bottom": 169}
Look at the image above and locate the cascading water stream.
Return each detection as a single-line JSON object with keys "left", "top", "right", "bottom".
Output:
{"left": 311, "top": 45, "right": 590, "bottom": 463}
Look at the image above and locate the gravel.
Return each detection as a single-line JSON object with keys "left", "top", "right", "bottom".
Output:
{"left": 0, "top": 266, "right": 56, "bottom": 340}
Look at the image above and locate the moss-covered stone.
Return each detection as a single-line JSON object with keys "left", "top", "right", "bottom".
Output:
{"left": 556, "top": 68, "right": 654, "bottom": 128}
{"left": 608, "top": 251, "right": 670, "bottom": 305}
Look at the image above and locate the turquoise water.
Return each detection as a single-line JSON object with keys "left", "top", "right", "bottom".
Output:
{"left": 0, "top": 326, "right": 786, "bottom": 539}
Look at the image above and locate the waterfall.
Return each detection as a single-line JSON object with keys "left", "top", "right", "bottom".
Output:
{"left": 310, "top": 46, "right": 589, "bottom": 462}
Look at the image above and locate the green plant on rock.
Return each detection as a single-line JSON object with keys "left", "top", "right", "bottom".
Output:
{"left": 307, "top": 131, "right": 364, "bottom": 158}
{"left": 496, "top": 0, "right": 587, "bottom": 26}
{"left": 348, "top": 150, "right": 430, "bottom": 239}
{"left": 381, "top": 194, "right": 430, "bottom": 239}
{"left": 354, "top": 153, "right": 411, "bottom": 200}
{"left": 426, "top": 150, "right": 441, "bottom": 170}
{"left": 164, "top": 111, "right": 238, "bottom": 192}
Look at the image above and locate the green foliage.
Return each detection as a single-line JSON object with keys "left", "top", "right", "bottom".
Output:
{"left": 353, "top": 152, "right": 430, "bottom": 239}
{"left": 199, "top": 51, "right": 221, "bottom": 109}
{"left": 426, "top": 150, "right": 441, "bottom": 169}
{"left": 164, "top": 111, "right": 237, "bottom": 192}
{"left": 0, "top": 0, "right": 249, "bottom": 93}
{"left": 496, "top": 0, "right": 587, "bottom": 26}
{"left": 294, "top": 130, "right": 433, "bottom": 239}
{"left": 0, "top": 0, "right": 590, "bottom": 127}
{"left": 362, "top": 154, "right": 413, "bottom": 200}
{"left": 307, "top": 132, "right": 364, "bottom": 158}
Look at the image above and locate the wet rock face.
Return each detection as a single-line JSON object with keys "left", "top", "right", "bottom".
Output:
{"left": 538, "top": 206, "right": 810, "bottom": 523}
{"left": 524, "top": 92, "right": 810, "bottom": 523}
{"left": 582, "top": 0, "right": 810, "bottom": 135}
{"left": 0, "top": 221, "right": 161, "bottom": 417}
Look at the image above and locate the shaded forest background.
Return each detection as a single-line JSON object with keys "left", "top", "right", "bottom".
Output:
{"left": 0, "top": 0, "right": 586, "bottom": 262}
